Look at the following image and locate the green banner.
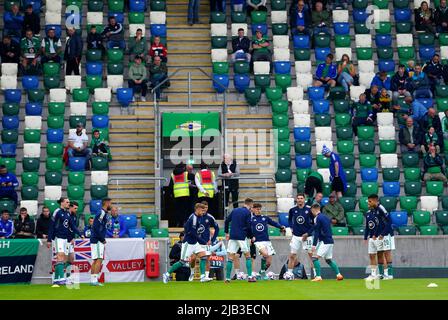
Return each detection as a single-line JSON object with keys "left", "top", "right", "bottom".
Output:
{"left": 0, "top": 239, "right": 39, "bottom": 284}
{"left": 0, "top": 239, "right": 39, "bottom": 257}
{"left": 162, "top": 112, "right": 220, "bottom": 137}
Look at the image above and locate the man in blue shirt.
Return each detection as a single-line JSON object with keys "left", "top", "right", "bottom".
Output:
{"left": 363, "top": 194, "right": 383, "bottom": 280}
{"left": 250, "top": 203, "right": 285, "bottom": 279}
{"left": 0, "top": 210, "right": 14, "bottom": 239}
{"left": 106, "top": 206, "right": 127, "bottom": 238}
{"left": 314, "top": 53, "right": 337, "bottom": 90}
{"left": 322, "top": 145, "right": 347, "bottom": 199}
{"left": 224, "top": 198, "right": 256, "bottom": 282}
{"left": 310, "top": 203, "right": 344, "bottom": 282}
{"left": 0, "top": 165, "right": 19, "bottom": 207}
{"left": 402, "top": 96, "right": 428, "bottom": 124}
{"left": 289, "top": 0, "right": 312, "bottom": 36}
{"left": 66, "top": 201, "right": 84, "bottom": 283}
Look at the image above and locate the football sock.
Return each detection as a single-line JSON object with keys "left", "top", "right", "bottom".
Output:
{"left": 246, "top": 258, "right": 252, "bottom": 276}
{"left": 205, "top": 271, "right": 210, "bottom": 278}
{"left": 378, "top": 264, "right": 384, "bottom": 275}
{"left": 226, "top": 261, "right": 233, "bottom": 279}
{"left": 200, "top": 257, "right": 207, "bottom": 275}
{"left": 65, "top": 262, "right": 72, "bottom": 278}
{"left": 190, "top": 267, "right": 195, "bottom": 277}
{"left": 288, "top": 268, "right": 293, "bottom": 274}
{"left": 55, "top": 262, "right": 64, "bottom": 280}
{"left": 371, "top": 267, "right": 377, "bottom": 277}
{"left": 261, "top": 259, "right": 267, "bottom": 273}
{"left": 326, "top": 259, "right": 340, "bottom": 275}
{"left": 168, "top": 261, "right": 183, "bottom": 273}
{"left": 386, "top": 263, "right": 393, "bottom": 276}
{"left": 313, "top": 259, "right": 321, "bottom": 277}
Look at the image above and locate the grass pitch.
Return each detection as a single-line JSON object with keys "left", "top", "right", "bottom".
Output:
{"left": 1, "top": 279, "right": 447, "bottom": 300}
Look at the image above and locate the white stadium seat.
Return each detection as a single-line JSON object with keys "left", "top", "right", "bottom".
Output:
{"left": 1, "top": 75, "right": 17, "bottom": 90}
{"left": 277, "top": 198, "right": 295, "bottom": 213}
{"left": 87, "top": 12, "right": 103, "bottom": 25}
{"left": 315, "top": 127, "right": 332, "bottom": 141}
{"left": 65, "top": 75, "right": 82, "bottom": 92}
{"left": 350, "top": 85, "right": 366, "bottom": 102}
{"left": 20, "top": 200, "right": 38, "bottom": 217}
{"left": 380, "top": 154, "right": 398, "bottom": 168}
{"left": 91, "top": 171, "right": 109, "bottom": 186}
{"left": 376, "top": 113, "right": 394, "bottom": 126}
{"left": 211, "top": 49, "right": 228, "bottom": 62}
{"left": 441, "top": 46, "right": 448, "bottom": 60}
{"left": 94, "top": 88, "right": 112, "bottom": 102}
{"left": 150, "top": 11, "right": 166, "bottom": 24}
{"left": 335, "top": 47, "right": 352, "bottom": 61}
{"left": 231, "top": 23, "right": 248, "bottom": 37}
{"left": 374, "top": 9, "right": 390, "bottom": 22}
{"left": 46, "top": 0, "right": 62, "bottom": 13}
{"left": 355, "top": 34, "right": 372, "bottom": 48}
{"left": 254, "top": 61, "right": 270, "bottom": 74}
{"left": 316, "top": 141, "right": 333, "bottom": 154}
{"left": 24, "top": 116, "right": 42, "bottom": 129}
{"left": 286, "top": 86, "right": 304, "bottom": 101}
{"left": 1, "top": 63, "right": 18, "bottom": 76}
{"left": 271, "top": 11, "right": 287, "bottom": 24}
{"left": 296, "top": 73, "right": 313, "bottom": 88}
{"left": 359, "top": 72, "right": 375, "bottom": 88}
{"left": 333, "top": 10, "right": 349, "bottom": 23}
{"left": 295, "top": 61, "right": 312, "bottom": 74}
{"left": 420, "top": 196, "right": 438, "bottom": 213}
{"left": 378, "top": 126, "right": 396, "bottom": 140}
{"left": 210, "top": 23, "right": 227, "bottom": 36}
{"left": 70, "top": 102, "right": 87, "bottom": 116}
{"left": 293, "top": 114, "right": 311, "bottom": 127}
{"left": 291, "top": 100, "right": 309, "bottom": 114}
{"left": 273, "top": 35, "right": 289, "bottom": 49}
{"left": 107, "top": 75, "right": 124, "bottom": 93}
{"left": 317, "top": 169, "right": 331, "bottom": 183}
{"left": 358, "top": 60, "right": 375, "bottom": 73}
{"left": 274, "top": 48, "right": 290, "bottom": 61}
{"left": 23, "top": 143, "right": 41, "bottom": 158}
{"left": 45, "top": 186, "right": 62, "bottom": 201}
{"left": 49, "top": 88, "right": 67, "bottom": 102}
{"left": 129, "top": 24, "right": 146, "bottom": 37}
{"left": 396, "top": 34, "right": 413, "bottom": 47}
{"left": 45, "top": 12, "right": 62, "bottom": 25}
{"left": 275, "top": 183, "right": 293, "bottom": 198}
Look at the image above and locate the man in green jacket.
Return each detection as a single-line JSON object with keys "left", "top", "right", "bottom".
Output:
{"left": 128, "top": 55, "right": 148, "bottom": 102}
{"left": 20, "top": 28, "right": 40, "bottom": 75}
{"left": 311, "top": 1, "right": 331, "bottom": 36}
{"left": 40, "top": 28, "right": 62, "bottom": 64}
{"left": 304, "top": 170, "right": 323, "bottom": 199}
{"left": 149, "top": 55, "right": 168, "bottom": 100}
{"left": 128, "top": 28, "right": 147, "bottom": 61}
{"left": 322, "top": 194, "right": 346, "bottom": 226}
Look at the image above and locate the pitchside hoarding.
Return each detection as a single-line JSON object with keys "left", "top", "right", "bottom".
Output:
{"left": 0, "top": 239, "right": 39, "bottom": 284}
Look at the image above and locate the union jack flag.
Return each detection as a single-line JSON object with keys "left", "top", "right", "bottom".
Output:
{"left": 74, "top": 239, "right": 91, "bottom": 261}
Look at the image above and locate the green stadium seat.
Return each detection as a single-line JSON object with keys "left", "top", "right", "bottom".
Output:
{"left": 379, "top": 140, "right": 396, "bottom": 154}
{"left": 334, "top": 100, "right": 350, "bottom": 113}
{"left": 376, "top": 22, "right": 392, "bottom": 34}
{"left": 314, "top": 34, "right": 331, "bottom": 48}
{"left": 397, "top": 47, "right": 415, "bottom": 62}
{"left": 21, "top": 172, "right": 39, "bottom": 187}
{"left": 69, "top": 116, "right": 87, "bottom": 129}
{"left": 213, "top": 62, "right": 229, "bottom": 75}
{"left": 278, "top": 155, "right": 291, "bottom": 169}
{"left": 400, "top": 196, "right": 418, "bottom": 214}
{"left": 396, "top": 22, "right": 413, "bottom": 34}
{"left": 336, "top": 127, "right": 353, "bottom": 140}
{"left": 435, "top": 210, "right": 448, "bottom": 226}
{"left": 245, "top": 87, "right": 262, "bottom": 106}
{"left": 315, "top": 114, "right": 331, "bottom": 127}
{"left": 426, "top": 181, "right": 444, "bottom": 196}
{"left": 27, "top": 89, "right": 45, "bottom": 102}
{"left": 47, "top": 116, "right": 65, "bottom": 129}
{"left": 404, "top": 181, "right": 422, "bottom": 196}
{"left": 373, "top": 0, "right": 388, "bottom": 9}
{"left": 21, "top": 186, "right": 38, "bottom": 200}
{"left": 296, "top": 181, "right": 305, "bottom": 193}
{"left": 0, "top": 158, "right": 15, "bottom": 173}
{"left": 73, "top": 89, "right": 90, "bottom": 102}
{"left": 266, "top": 87, "right": 283, "bottom": 102}
{"left": 357, "top": 126, "right": 375, "bottom": 140}
{"left": 361, "top": 182, "right": 379, "bottom": 196}
{"left": 322, "top": 183, "right": 332, "bottom": 197}
{"left": 47, "top": 143, "right": 64, "bottom": 157}
{"left": 272, "top": 114, "right": 289, "bottom": 128}
{"left": 402, "top": 153, "right": 419, "bottom": 167}
{"left": 344, "top": 169, "right": 356, "bottom": 182}
{"left": 141, "top": 214, "right": 159, "bottom": 232}
{"left": 44, "top": 76, "right": 60, "bottom": 89}
{"left": 43, "top": 63, "right": 60, "bottom": 76}
{"left": 275, "top": 75, "right": 292, "bottom": 92}
{"left": 354, "top": 23, "right": 370, "bottom": 34}
{"left": 234, "top": 62, "right": 250, "bottom": 75}
{"left": 0, "top": 200, "right": 15, "bottom": 214}
{"left": 436, "top": 85, "right": 448, "bottom": 97}
{"left": 268, "top": 227, "right": 281, "bottom": 236}
{"left": 271, "top": 100, "right": 289, "bottom": 114}
{"left": 404, "top": 168, "right": 421, "bottom": 181}
{"left": 337, "top": 140, "right": 354, "bottom": 154}
{"left": 2, "top": 103, "right": 19, "bottom": 116}
{"left": 251, "top": 10, "right": 267, "bottom": 23}
{"left": 335, "top": 35, "right": 351, "bottom": 47}
{"left": 272, "top": 23, "right": 288, "bottom": 35}
{"left": 398, "top": 225, "right": 417, "bottom": 235}
{"left": 295, "top": 169, "right": 310, "bottom": 182}
{"left": 351, "top": 226, "right": 366, "bottom": 235}
{"left": 90, "top": 185, "right": 108, "bottom": 199}
{"left": 316, "top": 155, "right": 330, "bottom": 168}
{"left": 211, "top": 36, "right": 227, "bottom": 49}
{"left": 377, "top": 47, "right": 394, "bottom": 60}
{"left": 276, "top": 169, "right": 292, "bottom": 183}
{"left": 331, "top": 227, "right": 349, "bottom": 236}
{"left": 276, "top": 127, "right": 290, "bottom": 141}
{"left": 48, "top": 102, "right": 65, "bottom": 115}
{"left": 393, "top": 0, "right": 410, "bottom": 8}
{"left": 340, "top": 154, "right": 355, "bottom": 168}
{"left": 92, "top": 157, "right": 109, "bottom": 171}
{"left": 419, "top": 225, "right": 439, "bottom": 235}
{"left": 67, "top": 185, "right": 85, "bottom": 200}
{"left": 46, "top": 157, "right": 63, "bottom": 172}
{"left": 22, "top": 158, "right": 39, "bottom": 172}
{"left": 45, "top": 172, "right": 63, "bottom": 185}
{"left": 276, "top": 141, "right": 291, "bottom": 155}
{"left": 346, "top": 211, "right": 364, "bottom": 227}
{"left": 353, "top": 0, "right": 368, "bottom": 8}
{"left": 150, "top": 0, "right": 166, "bottom": 11}
{"left": 339, "top": 197, "right": 357, "bottom": 212}
{"left": 335, "top": 113, "right": 351, "bottom": 126}
{"left": 419, "top": 33, "right": 435, "bottom": 46}
{"left": 107, "top": 62, "right": 124, "bottom": 75}
{"left": 436, "top": 98, "right": 448, "bottom": 111}
{"left": 295, "top": 141, "right": 311, "bottom": 155}
{"left": 359, "top": 154, "right": 377, "bottom": 168}
{"left": 24, "top": 129, "right": 41, "bottom": 143}
{"left": 88, "top": 0, "right": 104, "bottom": 11}
{"left": 358, "top": 197, "right": 369, "bottom": 213}
{"left": 231, "top": 11, "right": 247, "bottom": 23}
{"left": 86, "top": 75, "right": 102, "bottom": 92}
{"left": 344, "top": 182, "right": 357, "bottom": 197}
{"left": 271, "top": 0, "right": 287, "bottom": 10}
{"left": 43, "top": 200, "right": 59, "bottom": 214}
{"left": 92, "top": 102, "right": 110, "bottom": 115}
{"left": 383, "top": 168, "right": 400, "bottom": 182}
{"left": 294, "top": 49, "right": 311, "bottom": 61}
{"left": 108, "top": 0, "right": 124, "bottom": 12}
{"left": 107, "top": 49, "right": 124, "bottom": 62}
{"left": 380, "top": 197, "right": 398, "bottom": 212}
{"left": 358, "top": 140, "right": 375, "bottom": 154}
{"left": 151, "top": 228, "right": 169, "bottom": 238}
{"left": 86, "top": 49, "right": 102, "bottom": 61}
{"left": 356, "top": 48, "right": 373, "bottom": 60}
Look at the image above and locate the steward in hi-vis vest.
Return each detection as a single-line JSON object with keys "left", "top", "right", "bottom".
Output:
{"left": 169, "top": 164, "right": 192, "bottom": 228}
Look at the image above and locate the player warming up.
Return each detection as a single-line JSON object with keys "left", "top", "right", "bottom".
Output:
{"left": 364, "top": 194, "right": 382, "bottom": 280}
{"left": 66, "top": 201, "right": 84, "bottom": 284}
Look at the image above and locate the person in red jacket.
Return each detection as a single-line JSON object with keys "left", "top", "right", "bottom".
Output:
{"left": 149, "top": 36, "right": 167, "bottom": 63}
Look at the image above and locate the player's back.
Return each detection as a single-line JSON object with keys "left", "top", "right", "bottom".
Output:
{"left": 226, "top": 207, "right": 251, "bottom": 240}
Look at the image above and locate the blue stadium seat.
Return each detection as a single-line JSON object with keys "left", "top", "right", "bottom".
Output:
{"left": 353, "top": 9, "right": 368, "bottom": 22}
{"left": 23, "top": 0, "right": 42, "bottom": 12}
{"left": 22, "top": 76, "right": 39, "bottom": 90}
{"left": 312, "top": 100, "right": 330, "bottom": 114}
{"left": 390, "top": 211, "right": 408, "bottom": 229}
{"left": 295, "top": 155, "right": 313, "bottom": 169}
{"left": 1, "top": 144, "right": 16, "bottom": 157}
{"left": 90, "top": 199, "right": 102, "bottom": 214}
{"left": 234, "top": 75, "right": 250, "bottom": 93}
{"left": 117, "top": 88, "right": 133, "bottom": 107}
{"left": 378, "top": 60, "right": 396, "bottom": 73}
{"left": 129, "top": 228, "right": 146, "bottom": 238}
{"left": 293, "top": 35, "right": 310, "bottom": 49}
{"left": 383, "top": 181, "right": 401, "bottom": 197}
{"left": 45, "top": 25, "right": 62, "bottom": 38}
{"left": 124, "top": 214, "right": 138, "bottom": 230}
{"left": 4, "top": 89, "right": 22, "bottom": 103}
{"left": 308, "top": 86, "right": 325, "bottom": 101}
{"left": 416, "top": 98, "right": 433, "bottom": 109}
{"left": 69, "top": 157, "right": 87, "bottom": 171}
{"left": 251, "top": 23, "right": 268, "bottom": 35}
{"left": 315, "top": 47, "right": 331, "bottom": 62}
{"left": 129, "top": 0, "right": 146, "bottom": 12}
{"left": 278, "top": 212, "right": 289, "bottom": 227}
{"left": 333, "top": 23, "right": 350, "bottom": 35}
{"left": 86, "top": 62, "right": 103, "bottom": 75}
{"left": 361, "top": 168, "right": 378, "bottom": 182}
{"left": 2, "top": 116, "right": 19, "bottom": 130}
{"left": 25, "top": 102, "right": 43, "bottom": 116}
{"left": 293, "top": 127, "right": 311, "bottom": 141}
{"left": 394, "top": 9, "right": 411, "bottom": 22}
{"left": 46, "top": 129, "right": 64, "bottom": 143}
{"left": 419, "top": 46, "right": 435, "bottom": 61}
{"left": 109, "top": 12, "right": 124, "bottom": 24}
{"left": 150, "top": 24, "right": 167, "bottom": 37}
{"left": 92, "top": 115, "right": 110, "bottom": 128}
{"left": 375, "top": 34, "right": 392, "bottom": 47}
{"left": 321, "top": 197, "right": 329, "bottom": 207}
{"left": 274, "top": 61, "right": 291, "bottom": 74}
{"left": 213, "top": 74, "right": 229, "bottom": 93}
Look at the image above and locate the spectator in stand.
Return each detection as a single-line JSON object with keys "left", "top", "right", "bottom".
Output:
{"left": 251, "top": 30, "right": 271, "bottom": 63}
{"left": 306, "top": 191, "right": 323, "bottom": 207}
{"left": 314, "top": 53, "right": 337, "bottom": 90}
{"left": 0, "top": 35, "right": 20, "bottom": 64}
{"left": 370, "top": 71, "right": 392, "bottom": 97}
{"left": 128, "top": 55, "right": 148, "bottom": 102}
{"left": 323, "top": 193, "right": 346, "bottom": 227}
{"left": 67, "top": 123, "right": 92, "bottom": 170}
{"left": 22, "top": 4, "right": 40, "bottom": 38}
{"left": 415, "top": 1, "right": 436, "bottom": 35}
{"left": 0, "top": 165, "right": 19, "bottom": 207}
{"left": 351, "top": 93, "right": 374, "bottom": 136}
{"left": 20, "top": 29, "right": 41, "bottom": 75}
{"left": 87, "top": 25, "right": 105, "bottom": 57}
{"left": 149, "top": 36, "right": 167, "bottom": 63}
{"left": 218, "top": 154, "right": 240, "bottom": 209}
{"left": 423, "top": 54, "right": 444, "bottom": 94}
{"left": 402, "top": 96, "right": 428, "bottom": 123}
{"left": 3, "top": 4, "right": 23, "bottom": 43}
{"left": 421, "top": 126, "right": 441, "bottom": 154}
{"left": 64, "top": 27, "right": 83, "bottom": 75}
{"left": 406, "top": 59, "right": 415, "bottom": 77}
{"left": 322, "top": 145, "right": 347, "bottom": 199}
{"left": 36, "top": 207, "right": 51, "bottom": 239}
{"left": 149, "top": 55, "right": 168, "bottom": 101}
{"left": 232, "top": 0, "right": 245, "bottom": 11}
{"left": 407, "top": 64, "right": 433, "bottom": 99}
{"left": 364, "top": 85, "right": 381, "bottom": 112}
{"left": 101, "top": 16, "right": 125, "bottom": 50}
{"left": 91, "top": 129, "right": 112, "bottom": 160}
{"left": 421, "top": 108, "right": 444, "bottom": 144}
{"left": 423, "top": 144, "right": 447, "bottom": 182}
{"left": 391, "top": 64, "right": 411, "bottom": 105}
{"left": 188, "top": 0, "right": 201, "bottom": 26}
{"left": 106, "top": 207, "right": 127, "bottom": 238}
{"left": 168, "top": 232, "right": 190, "bottom": 281}
{"left": 289, "top": 0, "right": 312, "bottom": 36}
{"left": 246, "top": 0, "right": 267, "bottom": 17}
{"left": 442, "top": 110, "right": 448, "bottom": 140}
{"left": 83, "top": 217, "right": 94, "bottom": 238}
{"left": 128, "top": 28, "right": 147, "bottom": 61}
{"left": 435, "top": 0, "right": 448, "bottom": 34}
{"left": 40, "top": 28, "right": 62, "bottom": 64}
{"left": 337, "top": 54, "right": 357, "bottom": 94}
{"left": 0, "top": 210, "right": 14, "bottom": 239}
{"left": 14, "top": 207, "right": 35, "bottom": 239}
{"left": 378, "top": 88, "right": 392, "bottom": 113}
{"left": 399, "top": 117, "right": 422, "bottom": 153}
{"left": 231, "top": 28, "right": 251, "bottom": 63}
{"left": 304, "top": 170, "right": 323, "bottom": 199}
{"left": 311, "top": 1, "right": 331, "bottom": 36}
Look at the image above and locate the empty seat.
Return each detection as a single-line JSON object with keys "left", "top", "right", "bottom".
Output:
{"left": 378, "top": 126, "right": 395, "bottom": 140}
{"left": 350, "top": 86, "right": 366, "bottom": 101}
{"left": 293, "top": 115, "right": 311, "bottom": 128}
{"left": 360, "top": 168, "right": 378, "bottom": 182}
{"left": 292, "top": 100, "right": 309, "bottom": 114}
{"left": 254, "top": 61, "right": 270, "bottom": 75}
{"left": 420, "top": 196, "right": 439, "bottom": 213}
{"left": 1, "top": 75, "right": 17, "bottom": 90}
{"left": 381, "top": 154, "right": 398, "bottom": 168}
{"left": 49, "top": 89, "right": 66, "bottom": 102}
{"left": 211, "top": 49, "right": 227, "bottom": 62}
{"left": 107, "top": 75, "right": 124, "bottom": 93}
{"left": 383, "top": 182, "right": 401, "bottom": 197}
{"left": 94, "top": 88, "right": 111, "bottom": 102}
{"left": 274, "top": 48, "right": 290, "bottom": 61}
{"left": 275, "top": 183, "right": 293, "bottom": 198}
{"left": 277, "top": 198, "right": 295, "bottom": 213}
{"left": 23, "top": 143, "right": 40, "bottom": 158}
{"left": 44, "top": 186, "right": 62, "bottom": 201}
{"left": 315, "top": 126, "right": 332, "bottom": 141}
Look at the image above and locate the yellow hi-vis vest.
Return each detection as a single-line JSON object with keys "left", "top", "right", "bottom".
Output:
{"left": 196, "top": 170, "right": 215, "bottom": 198}
{"left": 172, "top": 172, "right": 190, "bottom": 198}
